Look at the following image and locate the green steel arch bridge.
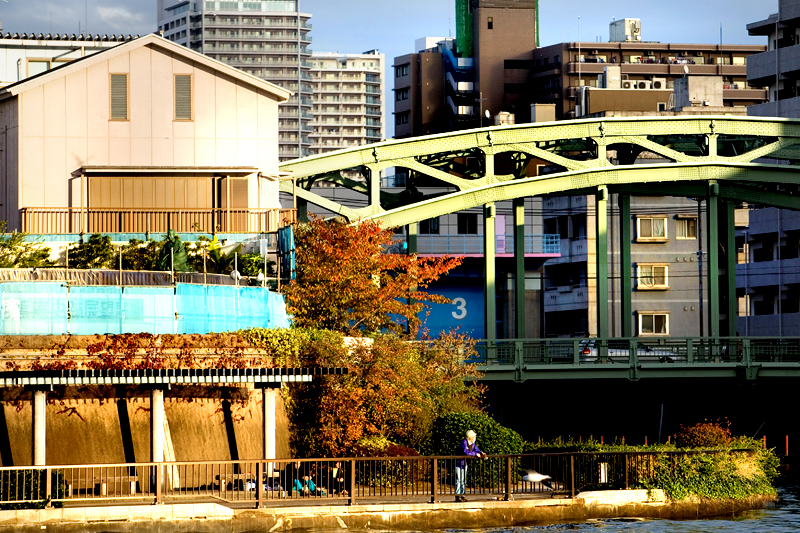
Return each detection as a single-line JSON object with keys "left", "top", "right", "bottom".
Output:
{"left": 279, "top": 116, "right": 800, "bottom": 381}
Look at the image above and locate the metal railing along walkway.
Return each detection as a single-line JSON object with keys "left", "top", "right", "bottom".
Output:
{"left": 0, "top": 450, "right": 751, "bottom": 507}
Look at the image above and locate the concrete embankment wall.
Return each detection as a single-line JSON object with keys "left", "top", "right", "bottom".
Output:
{"left": 1, "top": 387, "right": 290, "bottom": 466}
{"left": 0, "top": 491, "right": 777, "bottom": 532}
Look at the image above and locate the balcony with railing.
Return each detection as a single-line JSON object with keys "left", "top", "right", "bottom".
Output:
{"left": 20, "top": 208, "right": 296, "bottom": 234}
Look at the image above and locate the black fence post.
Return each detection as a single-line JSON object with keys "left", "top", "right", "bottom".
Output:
{"left": 570, "top": 455, "right": 575, "bottom": 498}
{"left": 256, "top": 461, "right": 263, "bottom": 508}
{"left": 45, "top": 467, "right": 52, "bottom": 507}
{"left": 349, "top": 459, "right": 356, "bottom": 506}
{"left": 431, "top": 458, "right": 438, "bottom": 503}
{"left": 624, "top": 454, "right": 629, "bottom": 490}
{"left": 504, "top": 456, "right": 512, "bottom": 501}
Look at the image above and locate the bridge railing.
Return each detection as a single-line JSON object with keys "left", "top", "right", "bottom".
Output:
{"left": 0, "top": 450, "right": 753, "bottom": 507}
{"left": 471, "top": 337, "right": 800, "bottom": 366}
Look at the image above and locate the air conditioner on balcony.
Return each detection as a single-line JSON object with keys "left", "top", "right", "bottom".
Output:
{"left": 636, "top": 81, "right": 652, "bottom": 89}
{"left": 622, "top": 80, "right": 634, "bottom": 89}
{"left": 652, "top": 78, "right": 667, "bottom": 89}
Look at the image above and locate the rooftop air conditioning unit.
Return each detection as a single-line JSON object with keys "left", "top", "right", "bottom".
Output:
{"left": 652, "top": 78, "right": 667, "bottom": 89}
{"left": 622, "top": 80, "right": 634, "bottom": 89}
{"left": 636, "top": 81, "right": 652, "bottom": 89}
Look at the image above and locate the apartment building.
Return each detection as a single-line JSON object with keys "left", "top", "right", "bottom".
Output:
{"left": 309, "top": 51, "right": 385, "bottom": 155}
{"left": 739, "top": 0, "right": 800, "bottom": 336}
{"left": 157, "top": 0, "right": 313, "bottom": 161}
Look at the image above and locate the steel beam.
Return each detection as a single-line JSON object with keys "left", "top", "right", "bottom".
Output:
{"left": 619, "top": 194, "right": 632, "bottom": 337}
{"left": 484, "top": 204, "right": 496, "bottom": 341}
{"left": 707, "top": 183, "right": 720, "bottom": 338}
{"left": 514, "top": 198, "right": 526, "bottom": 338}
{"left": 596, "top": 186, "right": 609, "bottom": 339}
{"left": 722, "top": 200, "right": 738, "bottom": 337}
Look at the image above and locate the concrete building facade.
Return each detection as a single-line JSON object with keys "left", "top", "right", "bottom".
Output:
{"left": 740, "top": 0, "right": 800, "bottom": 336}
{"left": 308, "top": 50, "right": 385, "bottom": 155}
{"left": 0, "top": 34, "right": 291, "bottom": 234}
{"left": 157, "top": 0, "right": 313, "bottom": 161}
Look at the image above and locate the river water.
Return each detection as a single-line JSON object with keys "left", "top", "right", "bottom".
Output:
{"left": 316, "top": 484, "right": 800, "bottom": 533}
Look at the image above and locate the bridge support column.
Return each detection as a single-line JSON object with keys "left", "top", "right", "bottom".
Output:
{"left": 707, "top": 183, "right": 720, "bottom": 338}
{"left": 619, "top": 194, "right": 632, "bottom": 337}
{"left": 513, "top": 198, "right": 526, "bottom": 337}
{"left": 484, "top": 203, "right": 496, "bottom": 341}
{"left": 150, "top": 388, "right": 165, "bottom": 463}
{"left": 31, "top": 388, "right": 47, "bottom": 466}
{"left": 720, "top": 199, "right": 737, "bottom": 337}
{"left": 596, "top": 186, "right": 609, "bottom": 340}
{"left": 258, "top": 383, "right": 282, "bottom": 476}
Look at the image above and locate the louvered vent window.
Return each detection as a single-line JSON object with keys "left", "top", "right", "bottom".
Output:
{"left": 110, "top": 74, "right": 128, "bottom": 120}
{"left": 175, "top": 74, "right": 192, "bottom": 120}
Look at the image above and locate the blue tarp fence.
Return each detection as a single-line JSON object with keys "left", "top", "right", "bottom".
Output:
{"left": 0, "top": 282, "right": 290, "bottom": 335}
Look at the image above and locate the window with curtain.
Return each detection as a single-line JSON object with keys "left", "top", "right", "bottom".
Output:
{"left": 637, "top": 216, "right": 668, "bottom": 241}
{"left": 637, "top": 264, "right": 668, "bottom": 289}
{"left": 639, "top": 313, "right": 669, "bottom": 335}
{"left": 677, "top": 217, "right": 697, "bottom": 239}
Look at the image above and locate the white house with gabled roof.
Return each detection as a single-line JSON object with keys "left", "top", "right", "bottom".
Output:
{"left": 0, "top": 33, "right": 294, "bottom": 235}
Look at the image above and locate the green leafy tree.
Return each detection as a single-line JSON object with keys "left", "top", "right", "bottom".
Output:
{"left": 121, "top": 239, "right": 164, "bottom": 271}
{"left": 67, "top": 234, "right": 116, "bottom": 269}
{"left": 0, "top": 222, "right": 56, "bottom": 268}
{"left": 284, "top": 216, "right": 463, "bottom": 336}
{"left": 240, "top": 253, "right": 275, "bottom": 278}
{"left": 157, "top": 229, "right": 192, "bottom": 272}
{"left": 186, "top": 236, "right": 242, "bottom": 275}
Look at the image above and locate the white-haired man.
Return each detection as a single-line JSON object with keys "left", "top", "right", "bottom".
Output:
{"left": 455, "top": 429, "right": 486, "bottom": 502}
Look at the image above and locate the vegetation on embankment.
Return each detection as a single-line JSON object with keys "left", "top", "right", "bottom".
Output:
{"left": 523, "top": 421, "right": 780, "bottom": 502}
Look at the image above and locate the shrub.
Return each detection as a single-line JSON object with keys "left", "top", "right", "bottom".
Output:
{"left": 674, "top": 421, "right": 732, "bottom": 448}
{"left": 425, "top": 412, "right": 523, "bottom": 457}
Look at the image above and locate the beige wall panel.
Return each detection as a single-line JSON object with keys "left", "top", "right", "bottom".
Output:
{"left": 235, "top": 84, "right": 258, "bottom": 141}
{"left": 129, "top": 47, "right": 153, "bottom": 140}
{"left": 130, "top": 137, "right": 152, "bottom": 166}
{"left": 86, "top": 62, "right": 109, "bottom": 137}
{"left": 123, "top": 179, "right": 134, "bottom": 208}
{"left": 20, "top": 135, "right": 44, "bottom": 207}
{"left": 135, "top": 177, "right": 153, "bottom": 208}
{"left": 173, "top": 137, "right": 195, "bottom": 167}
{"left": 164, "top": 399, "right": 231, "bottom": 462}
{"left": 43, "top": 77, "right": 66, "bottom": 139}
{"left": 108, "top": 117, "right": 131, "bottom": 139}
{"left": 152, "top": 177, "right": 166, "bottom": 209}
{"left": 172, "top": 55, "right": 194, "bottom": 75}
{"left": 194, "top": 67, "right": 216, "bottom": 139}
{"left": 164, "top": 177, "right": 177, "bottom": 208}
{"left": 215, "top": 76, "right": 237, "bottom": 139}
{"left": 151, "top": 137, "right": 174, "bottom": 167}
{"left": 216, "top": 138, "right": 237, "bottom": 167}
{"left": 87, "top": 136, "right": 109, "bottom": 166}
{"left": 194, "top": 139, "right": 216, "bottom": 167}
{"left": 151, "top": 51, "right": 173, "bottom": 140}
{"left": 236, "top": 138, "right": 257, "bottom": 168}
{"left": 257, "top": 139, "right": 279, "bottom": 178}
{"left": 43, "top": 137, "right": 67, "bottom": 207}
{"left": 109, "top": 137, "right": 132, "bottom": 167}
{"left": 64, "top": 70, "right": 88, "bottom": 139}
{"left": 173, "top": 120, "right": 195, "bottom": 140}
{"left": 65, "top": 137, "right": 87, "bottom": 176}
{"left": 20, "top": 87, "right": 44, "bottom": 139}
{"left": 107, "top": 49, "right": 130, "bottom": 74}
{"left": 256, "top": 91, "right": 277, "bottom": 142}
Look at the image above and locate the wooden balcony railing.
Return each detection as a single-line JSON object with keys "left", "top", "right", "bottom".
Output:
{"left": 20, "top": 207, "right": 297, "bottom": 234}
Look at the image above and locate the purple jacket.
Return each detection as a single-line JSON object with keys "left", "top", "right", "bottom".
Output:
{"left": 456, "top": 438, "right": 483, "bottom": 468}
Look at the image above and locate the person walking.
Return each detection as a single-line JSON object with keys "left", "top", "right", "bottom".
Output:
{"left": 455, "top": 429, "right": 486, "bottom": 502}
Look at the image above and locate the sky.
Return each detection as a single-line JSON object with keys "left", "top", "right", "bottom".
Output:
{"left": 0, "top": 0, "right": 779, "bottom": 137}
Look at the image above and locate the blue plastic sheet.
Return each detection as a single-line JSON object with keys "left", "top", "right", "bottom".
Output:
{"left": 0, "top": 282, "right": 290, "bottom": 335}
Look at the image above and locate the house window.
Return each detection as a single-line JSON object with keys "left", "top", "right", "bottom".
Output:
{"left": 637, "top": 216, "right": 667, "bottom": 241}
{"left": 110, "top": 73, "right": 129, "bottom": 121}
{"left": 395, "top": 112, "right": 409, "bottom": 125}
{"left": 420, "top": 217, "right": 440, "bottom": 235}
{"left": 174, "top": 74, "right": 193, "bottom": 120}
{"left": 639, "top": 312, "right": 669, "bottom": 335}
{"left": 637, "top": 264, "right": 669, "bottom": 290}
{"left": 487, "top": 17, "right": 493, "bottom": 30}
{"left": 395, "top": 64, "right": 409, "bottom": 77}
{"left": 396, "top": 88, "right": 409, "bottom": 101}
{"left": 676, "top": 217, "right": 697, "bottom": 239}
{"left": 457, "top": 213, "right": 478, "bottom": 235}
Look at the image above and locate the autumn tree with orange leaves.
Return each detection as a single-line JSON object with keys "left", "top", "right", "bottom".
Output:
{"left": 284, "top": 216, "right": 463, "bottom": 336}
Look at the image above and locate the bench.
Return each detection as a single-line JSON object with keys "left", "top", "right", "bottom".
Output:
{"left": 94, "top": 475, "right": 139, "bottom": 496}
